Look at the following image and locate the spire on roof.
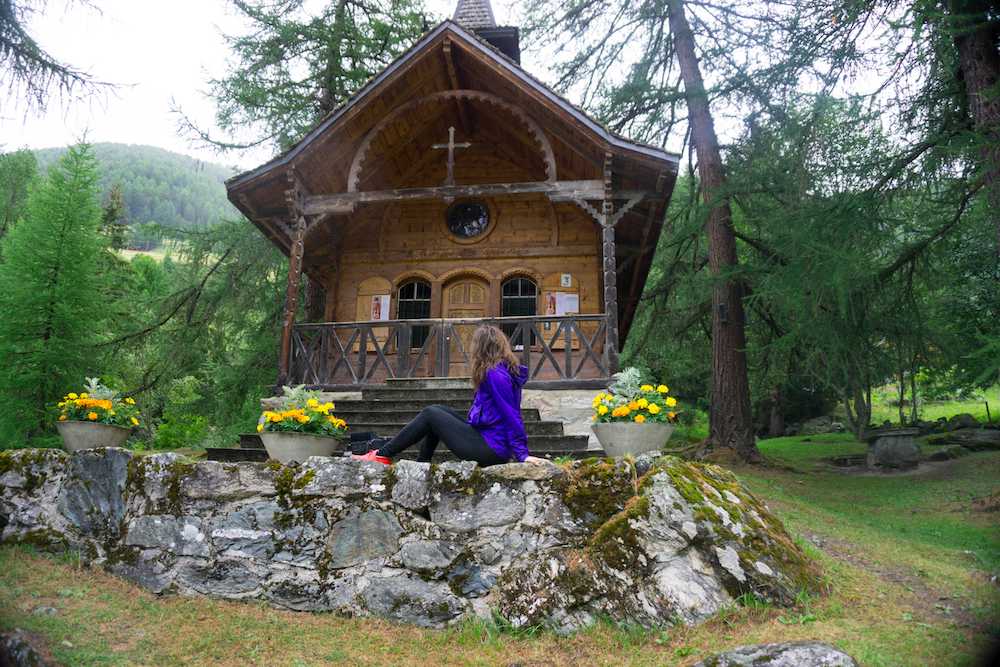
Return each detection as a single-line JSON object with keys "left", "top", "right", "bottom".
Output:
{"left": 453, "top": 0, "right": 497, "bottom": 30}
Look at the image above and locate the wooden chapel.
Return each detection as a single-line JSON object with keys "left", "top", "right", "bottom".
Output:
{"left": 226, "top": 0, "right": 679, "bottom": 390}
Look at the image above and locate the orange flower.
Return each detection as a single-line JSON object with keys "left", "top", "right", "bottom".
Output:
{"left": 87, "top": 412, "right": 98, "bottom": 421}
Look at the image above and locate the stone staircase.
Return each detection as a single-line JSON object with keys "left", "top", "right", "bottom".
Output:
{"left": 348, "top": 378, "right": 593, "bottom": 461}
{"left": 207, "top": 377, "right": 598, "bottom": 463}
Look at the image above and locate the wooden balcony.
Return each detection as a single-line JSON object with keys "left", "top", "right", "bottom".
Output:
{"left": 288, "top": 315, "right": 611, "bottom": 389}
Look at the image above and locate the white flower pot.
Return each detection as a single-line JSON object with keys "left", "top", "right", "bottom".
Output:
{"left": 591, "top": 422, "right": 675, "bottom": 458}
{"left": 260, "top": 432, "right": 343, "bottom": 464}
{"left": 56, "top": 421, "right": 131, "bottom": 452}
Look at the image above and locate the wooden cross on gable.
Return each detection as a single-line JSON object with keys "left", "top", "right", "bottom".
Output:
{"left": 432, "top": 126, "right": 471, "bottom": 186}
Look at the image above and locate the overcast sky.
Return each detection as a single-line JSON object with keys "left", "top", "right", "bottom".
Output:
{"left": 1, "top": 0, "right": 519, "bottom": 170}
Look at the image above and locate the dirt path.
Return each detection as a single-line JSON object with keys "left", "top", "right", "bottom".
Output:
{"left": 802, "top": 531, "right": 991, "bottom": 633}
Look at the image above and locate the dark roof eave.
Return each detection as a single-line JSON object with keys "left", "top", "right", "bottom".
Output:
{"left": 227, "top": 21, "right": 679, "bottom": 193}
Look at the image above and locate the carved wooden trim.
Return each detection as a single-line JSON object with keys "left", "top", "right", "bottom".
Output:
{"left": 305, "top": 180, "right": 603, "bottom": 215}
{"left": 347, "top": 90, "right": 557, "bottom": 192}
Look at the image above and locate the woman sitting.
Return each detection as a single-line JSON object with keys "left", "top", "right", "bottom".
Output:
{"left": 353, "top": 325, "right": 547, "bottom": 466}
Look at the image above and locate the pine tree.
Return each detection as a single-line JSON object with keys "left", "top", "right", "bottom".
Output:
{"left": 0, "top": 143, "right": 105, "bottom": 441}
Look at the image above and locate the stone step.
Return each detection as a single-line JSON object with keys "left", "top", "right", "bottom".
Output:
{"left": 333, "top": 405, "right": 542, "bottom": 422}
{"left": 205, "top": 446, "right": 601, "bottom": 464}
{"left": 347, "top": 420, "right": 564, "bottom": 436}
{"left": 236, "top": 432, "right": 587, "bottom": 453}
{"left": 385, "top": 377, "right": 472, "bottom": 389}
{"left": 392, "top": 448, "right": 600, "bottom": 463}
{"left": 362, "top": 388, "right": 474, "bottom": 401}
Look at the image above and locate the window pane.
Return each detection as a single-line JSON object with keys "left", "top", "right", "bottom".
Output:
{"left": 397, "top": 280, "right": 431, "bottom": 348}
{"left": 501, "top": 278, "right": 537, "bottom": 346}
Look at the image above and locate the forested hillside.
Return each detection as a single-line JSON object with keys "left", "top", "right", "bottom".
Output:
{"left": 33, "top": 143, "right": 237, "bottom": 230}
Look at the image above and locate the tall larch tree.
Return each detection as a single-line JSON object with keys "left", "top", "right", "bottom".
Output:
{"left": 0, "top": 143, "right": 105, "bottom": 441}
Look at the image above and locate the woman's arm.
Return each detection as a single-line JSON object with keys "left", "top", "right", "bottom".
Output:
{"left": 484, "top": 368, "right": 530, "bottom": 463}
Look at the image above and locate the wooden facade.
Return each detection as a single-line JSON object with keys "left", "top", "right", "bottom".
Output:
{"left": 226, "top": 5, "right": 678, "bottom": 389}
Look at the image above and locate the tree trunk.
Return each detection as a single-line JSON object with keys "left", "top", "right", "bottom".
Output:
{"left": 668, "top": 0, "right": 759, "bottom": 462}
{"left": 768, "top": 386, "right": 785, "bottom": 438}
{"left": 950, "top": 0, "right": 1000, "bottom": 256}
{"left": 897, "top": 366, "right": 906, "bottom": 425}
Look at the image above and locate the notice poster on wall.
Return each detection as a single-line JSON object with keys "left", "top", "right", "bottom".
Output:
{"left": 555, "top": 292, "right": 579, "bottom": 316}
{"left": 370, "top": 294, "right": 390, "bottom": 321}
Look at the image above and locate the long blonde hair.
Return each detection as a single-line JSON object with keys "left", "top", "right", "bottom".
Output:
{"left": 470, "top": 325, "right": 520, "bottom": 388}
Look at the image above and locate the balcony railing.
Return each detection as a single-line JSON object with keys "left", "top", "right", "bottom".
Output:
{"left": 288, "top": 315, "right": 611, "bottom": 389}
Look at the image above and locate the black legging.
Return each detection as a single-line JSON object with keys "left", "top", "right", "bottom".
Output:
{"left": 376, "top": 405, "right": 507, "bottom": 466}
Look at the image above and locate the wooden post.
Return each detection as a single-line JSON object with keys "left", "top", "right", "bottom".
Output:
{"left": 276, "top": 171, "right": 308, "bottom": 387}
{"left": 601, "top": 153, "right": 621, "bottom": 374}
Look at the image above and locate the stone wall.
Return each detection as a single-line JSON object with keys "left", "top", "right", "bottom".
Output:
{"left": 0, "top": 449, "right": 821, "bottom": 632}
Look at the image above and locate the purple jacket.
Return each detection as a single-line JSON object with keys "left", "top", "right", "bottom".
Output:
{"left": 467, "top": 364, "right": 530, "bottom": 462}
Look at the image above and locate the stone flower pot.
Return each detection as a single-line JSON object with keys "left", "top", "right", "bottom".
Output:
{"left": 56, "top": 420, "right": 131, "bottom": 452}
{"left": 260, "top": 432, "right": 343, "bottom": 464}
{"left": 592, "top": 422, "right": 674, "bottom": 458}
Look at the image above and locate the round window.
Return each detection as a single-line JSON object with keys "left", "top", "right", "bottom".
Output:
{"left": 445, "top": 201, "right": 490, "bottom": 239}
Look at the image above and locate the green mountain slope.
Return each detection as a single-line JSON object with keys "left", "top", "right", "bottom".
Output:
{"left": 33, "top": 143, "right": 238, "bottom": 230}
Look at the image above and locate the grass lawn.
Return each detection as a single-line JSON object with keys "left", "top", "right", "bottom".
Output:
{"left": 867, "top": 387, "right": 999, "bottom": 426}
{"left": 1, "top": 438, "right": 997, "bottom": 666}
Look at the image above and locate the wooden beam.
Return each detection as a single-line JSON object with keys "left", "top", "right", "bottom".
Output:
{"left": 277, "top": 170, "right": 309, "bottom": 387}
{"left": 442, "top": 38, "right": 473, "bottom": 134}
{"left": 601, "top": 152, "right": 621, "bottom": 373}
{"left": 304, "top": 180, "right": 605, "bottom": 214}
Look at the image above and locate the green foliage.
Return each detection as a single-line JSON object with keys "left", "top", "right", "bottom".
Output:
{"left": 0, "top": 143, "right": 106, "bottom": 439}
{"left": 184, "top": 0, "right": 427, "bottom": 153}
{"left": 0, "top": 148, "right": 37, "bottom": 241}
{"left": 152, "top": 377, "right": 208, "bottom": 450}
{"left": 33, "top": 143, "right": 237, "bottom": 237}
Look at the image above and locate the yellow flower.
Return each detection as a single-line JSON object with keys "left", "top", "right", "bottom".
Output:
{"left": 269, "top": 413, "right": 283, "bottom": 423}
{"left": 125, "top": 397, "right": 135, "bottom": 405}
{"left": 256, "top": 423, "right": 264, "bottom": 432}
{"left": 640, "top": 384, "right": 654, "bottom": 392}
{"left": 297, "top": 415, "right": 310, "bottom": 424}
{"left": 637, "top": 398, "right": 648, "bottom": 408}
{"left": 58, "top": 401, "right": 65, "bottom": 408}
{"left": 87, "top": 412, "right": 98, "bottom": 421}
{"left": 647, "top": 404, "right": 661, "bottom": 415}
{"left": 657, "top": 385, "right": 668, "bottom": 394}
{"left": 324, "top": 402, "right": 335, "bottom": 412}
{"left": 665, "top": 396, "right": 678, "bottom": 407}
{"left": 131, "top": 417, "right": 140, "bottom": 426}
{"left": 306, "top": 398, "right": 320, "bottom": 408}
{"left": 80, "top": 393, "right": 89, "bottom": 399}
{"left": 597, "top": 404, "right": 609, "bottom": 416}
{"left": 668, "top": 411, "right": 676, "bottom": 419}
{"left": 634, "top": 414, "right": 646, "bottom": 423}
{"left": 68, "top": 393, "right": 78, "bottom": 400}
{"left": 59, "top": 415, "right": 67, "bottom": 421}
{"left": 628, "top": 401, "right": 639, "bottom": 411}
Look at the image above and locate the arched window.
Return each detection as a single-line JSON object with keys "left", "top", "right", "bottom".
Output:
{"left": 397, "top": 280, "right": 431, "bottom": 348}
{"left": 501, "top": 277, "right": 537, "bottom": 347}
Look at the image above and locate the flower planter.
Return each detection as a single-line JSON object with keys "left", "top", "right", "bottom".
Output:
{"left": 56, "top": 421, "right": 131, "bottom": 452}
{"left": 260, "top": 432, "right": 343, "bottom": 464}
{"left": 592, "top": 422, "right": 675, "bottom": 458}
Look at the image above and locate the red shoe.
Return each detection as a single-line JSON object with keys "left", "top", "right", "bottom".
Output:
{"left": 352, "top": 450, "right": 391, "bottom": 465}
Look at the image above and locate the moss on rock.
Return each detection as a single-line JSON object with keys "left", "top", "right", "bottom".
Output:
{"left": 553, "top": 458, "right": 635, "bottom": 530}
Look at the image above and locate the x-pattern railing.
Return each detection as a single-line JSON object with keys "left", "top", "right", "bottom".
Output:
{"left": 289, "top": 315, "right": 609, "bottom": 387}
